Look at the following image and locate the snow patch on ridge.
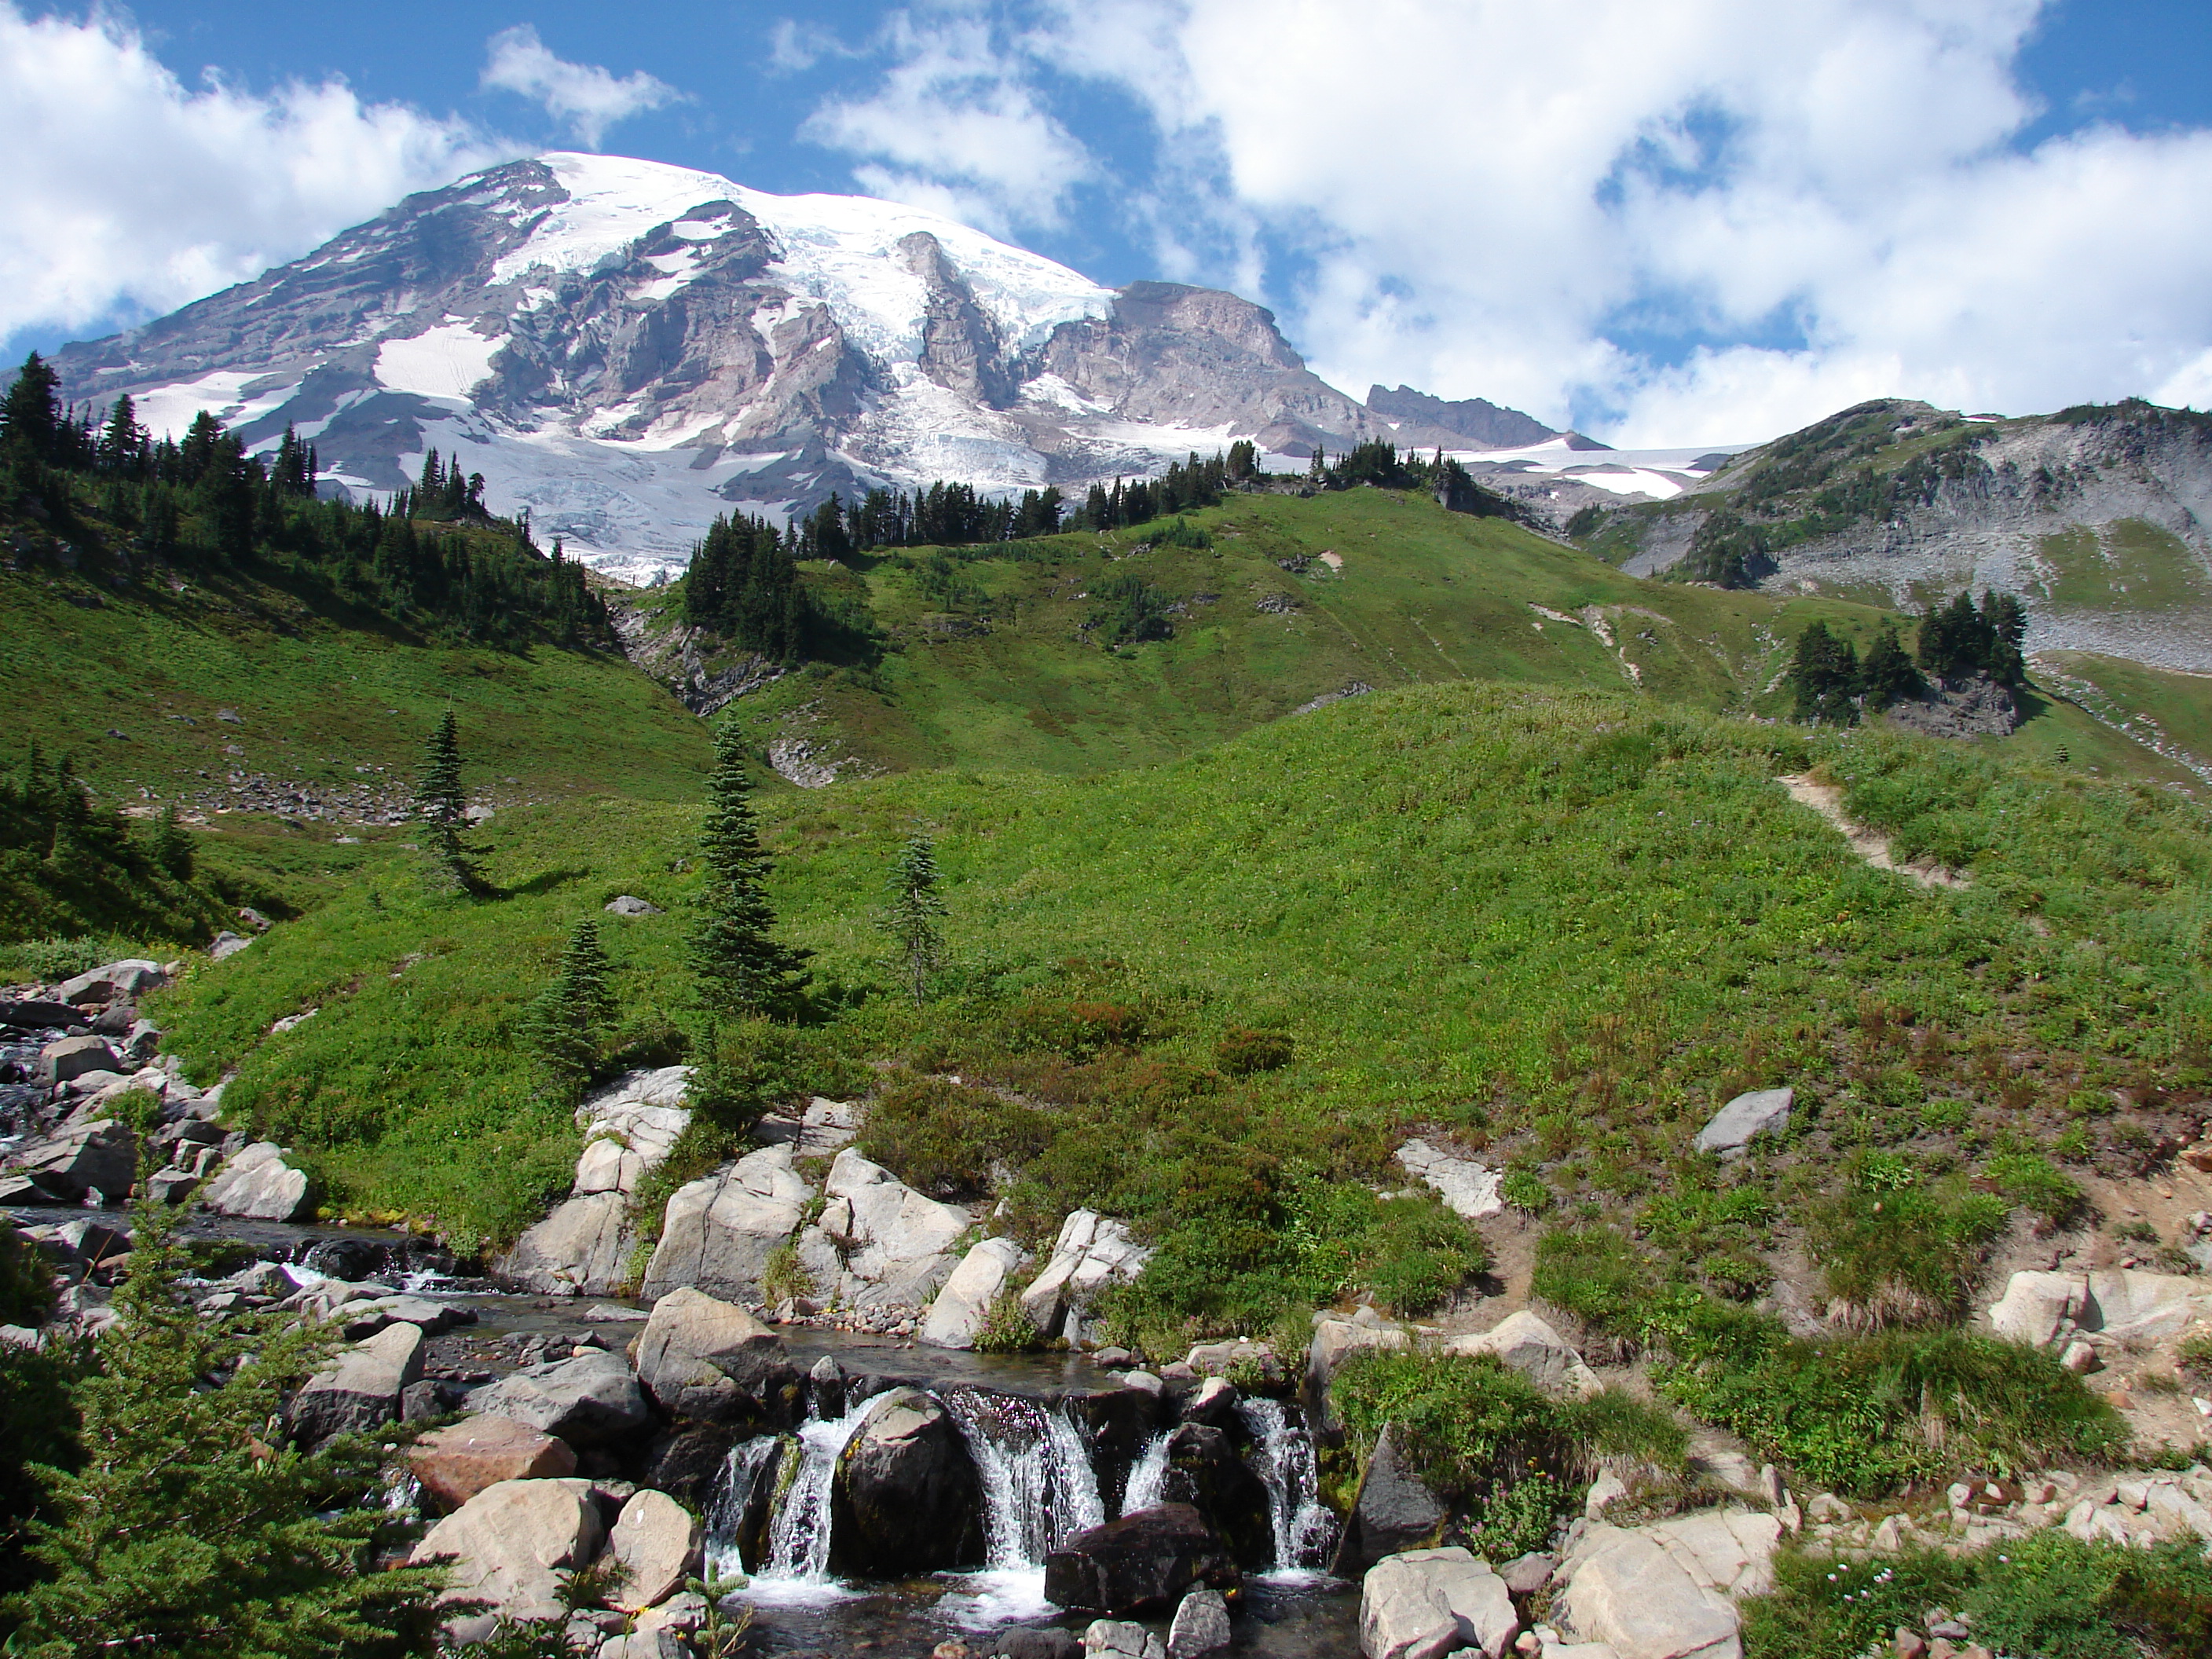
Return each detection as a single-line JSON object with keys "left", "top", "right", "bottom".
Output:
{"left": 374, "top": 324, "right": 503, "bottom": 401}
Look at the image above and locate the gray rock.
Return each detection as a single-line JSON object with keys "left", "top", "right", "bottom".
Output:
{"left": 998, "top": 1631, "right": 1082, "bottom": 1659}
{"left": 1332, "top": 1423, "right": 1447, "bottom": 1574}
{"left": 921, "top": 1236, "right": 1030, "bottom": 1349}
{"left": 1639, "top": 1511, "right": 1782, "bottom": 1600}
{"left": 1044, "top": 1503, "right": 1241, "bottom": 1617}
{"left": 145, "top": 1166, "right": 200, "bottom": 1204}
{"left": 1168, "top": 1587, "right": 1232, "bottom": 1658}
{"left": 1359, "top": 1547, "right": 1519, "bottom": 1659}
{"left": 56, "top": 959, "right": 166, "bottom": 1005}
{"left": 1306, "top": 1316, "right": 1409, "bottom": 1437}
{"left": 200, "top": 1141, "right": 314, "bottom": 1221}
{"left": 8, "top": 1118, "right": 137, "bottom": 1202}
{"left": 38, "top": 1035, "right": 118, "bottom": 1084}
{"left": 1448, "top": 1310, "right": 1600, "bottom": 1397}
{"left": 337, "top": 1295, "right": 477, "bottom": 1339}
{"left": 1557, "top": 1523, "right": 1741, "bottom": 1659}
{"left": 471, "top": 1349, "right": 650, "bottom": 1446}
{"left": 1393, "top": 1139, "right": 1503, "bottom": 1218}
{"left": 605, "top": 895, "right": 662, "bottom": 916}
{"left": 1020, "top": 1210, "right": 1153, "bottom": 1341}
{"left": 291, "top": 1321, "right": 426, "bottom": 1445}
{"left": 500, "top": 1192, "right": 632, "bottom": 1297}
{"left": 830, "top": 1386, "right": 984, "bottom": 1575}
{"left": 1082, "top": 1621, "right": 1155, "bottom": 1659}
{"left": 639, "top": 1144, "right": 811, "bottom": 1302}
{"left": 410, "top": 1477, "right": 606, "bottom": 1624}
{"left": 210, "top": 932, "right": 253, "bottom": 961}
{"left": 1691, "top": 1088, "right": 1793, "bottom": 1158}
{"left": 635, "top": 1286, "right": 795, "bottom": 1423}
{"left": 804, "top": 1148, "right": 972, "bottom": 1310}
{"left": 606, "top": 1488, "right": 702, "bottom": 1609}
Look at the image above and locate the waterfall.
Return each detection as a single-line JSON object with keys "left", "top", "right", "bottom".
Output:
{"left": 704, "top": 1396, "right": 876, "bottom": 1591}
{"left": 1238, "top": 1398, "right": 1335, "bottom": 1573}
{"left": 1121, "top": 1430, "right": 1171, "bottom": 1514}
{"left": 703, "top": 1435, "right": 783, "bottom": 1583}
{"left": 941, "top": 1389, "right": 1106, "bottom": 1567}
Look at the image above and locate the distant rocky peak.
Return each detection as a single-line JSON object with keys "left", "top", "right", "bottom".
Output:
{"left": 1364, "top": 384, "right": 1558, "bottom": 451}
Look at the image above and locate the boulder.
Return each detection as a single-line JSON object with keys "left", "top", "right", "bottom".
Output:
{"left": 38, "top": 1035, "right": 119, "bottom": 1083}
{"left": 1020, "top": 1210, "right": 1154, "bottom": 1341}
{"left": 502, "top": 1192, "right": 635, "bottom": 1298}
{"left": 200, "top": 1141, "right": 314, "bottom": 1221}
{"left": 1986, "top": 1269, "right": 2212, "bottom": 1349}
{"left": 1163, "top": 1423, "right": 1274, "bottom": 1569}
{"left": 805, "top": 1148, "right": 972, "bottom": 1310}
{"left": 0, "top": 999, "right": 82, "bottom": 1028}
{"left": 470, "top": 1349, "right": 651, "bottom": 1446}
{"left": 921, "top": 1236, "right": 1031, "bottom": 1349}
{"left": 639, "top": 1144, "right": 811, "bottom": 1302}
{"left": 606, "top": 1488, "right": 702, "bottom": 1610}
{"left": 605, "top": 895, "right": 663, "bottom": 916}
{"left": 410, "top": 1477, "right": 606, "bottom": 1624}
{"left": 337, "top": 1295, "right": 476, "bottom": 1339}
{"left": 1331, "top": 1423, "right": 1447, "bottom": 1574}
{"left": 210, "top": 932, "right": 252, "bottom": 961}
{"left": 409, "top": 1414, "right": 579, "bottom": 1511}
{"left": 1044, "top": 1503, "right": 1241, "bottom": 1617}
{"left": 996, "top": 1631, "right": 1082, "bottom": 1659}
{"left": 635, "top": 1287, "right": 797, "bottom": 1423}
{"left": 1359, "top": 1547, "right": 1519, "bottom": 1659}
{"left": 145, "top": 1167, "right": 200, "bottom": 1204}
{"left": 1447, "top": 1310, "right": 1601, "bottom": 1397}
{"left": 1306, "top": 1316, "right": 1410, "bottom": 1437}
{"left": 291, "top": 1322, "right": 425, "bottom": 1445}
{"left": 7, "top": 1119, "right": 137, "bottom": 1201}
{"left": 1069, "top": 1386, "right": 1164, "bottom": 1509}
{"left": 639, "top": 1423, "right": 742, "bottom": 1508}
{"left": 1167, "top": 1588, "right": 1232, "bottom": 1659}
{"left": 1394, "top": 1140, "right": 1503, "bottom": 1219}
{"left": 1639, "top": 1511, "right": 1782, "bottom": 1600}
{"left": 57, "top": 959, "right": 166, "bottom": 1005}
{"left": 1557, "top": 1524, "right": 1741, "bottom": 1659}
{"left": 1691, "top": 1089, "right": 1793, "bottom": 1159}
{"left": 830, "top": 1386, "right": 984, "bottom": 1575}
{"left": 1185, "top": 1339, "right": 1280, "bottom": 1382}
{"left": 1082, "top": 1622, "right": 1159, "bottom": 1659}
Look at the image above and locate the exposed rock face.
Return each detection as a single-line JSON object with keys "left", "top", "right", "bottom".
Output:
{"left": 200, "top": 1141, "right": 314, "bottom": 1221}
{"left": 1166, "top": 1588, "right": 1232, "bottom": 1659}
{"left": 639, "top": 1143, "right": 811, "bottom": 1302}
{"left": 501, "top": 1067, "right": 693, "bottom": 1296}
{"left": 635, "top": 1287, "right": 797, "bottom": 1423}
{"left": 1639, "top": 1511, "right": 1782, "bottom": 1601}
{"left": 5, "top": 1117, "right": 137, "bottom": 1203}
{"left": 1446, "top": 1310, "right": 1602, "bottom": 1397}
{"left": 57, "top": 960, "right": 167, "bottom": 1005}
{"left": 410, "top": 1478, "right": 606, "bottom": 1624}
{"left": 921, "top": 1236, "right": 1031, "bottom": 1349}
{"left": 1020, "top": 1211, "right": 1152, "bottom": 1341}
{"left": 1306, "top": 1314, "right": 1409, "bottom": 1438}
{"left": 606, "top": 1489, "right": 703, "bottom": 1610}
{"left": 1043, "top": 1503, "right": 1241, "bottom": 1617}
{"left": 38, "top": 1035, "right": 118, "bottom": 1083}
{"left": 1989, "top": 1267, "right": 2212, "bottom": 1350}
{"left": 1359, "top": 1547, "right": 1520, "bottom": 1659}
{"left": 1331, "top": 1423, "right": 1446, "bottom": 1574}
{"left": 1364, "top": 386, "right": 1555, "bottom": 451}
{"left": 830, "top": 1386, "right": 985, "bottom": 1576}
{"left": 469, "top": 1350, "right": 650, "bottom": 1446}
{"left": 1163, "top": 1423, "right": 1275, "bottom": 1569}
{"left": 797, "top": 1148, "right": 971, "bottom": 1310}
{"left": 1884, "top": 673, "right": 2022, "bottom": 738}
{"left": 1557, "top": 1523, "right": 1741, "bottom": 1659}
{"left": 291, "top": 1322, "right": 425, "bottom": 1445}
{"left": 408, "top": 1414, "right": 578, "bottom": 1511}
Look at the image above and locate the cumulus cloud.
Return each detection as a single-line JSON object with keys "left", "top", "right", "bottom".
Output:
{"left": 0, "top": 5, "right": 505, "bottom": 347}
{"left": 481, "top": 24, "right": 682, "bottom": 148}
{"left": 802, "top": 9, "right": 1095, "bottom": 236}
{"left": 814, "top": 0, "right": 2212, "bottom": 441}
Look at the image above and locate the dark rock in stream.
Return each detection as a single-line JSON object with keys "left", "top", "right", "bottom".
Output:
{"left": 830, "top": 1386, "right": 984, "bottom": 1576}
{"left": 1068, "top": 1385, "right": 1162, "bottom": 1513}
{"left": 642, "top": 1422, "right": 743, "bottom": 1507}
{"left": 1164, "top": 1423, "right": 1276, "bottom": 1569}
{"left": 1328, "top": 1422, "right": 1445, "bottom": 1573}
{"left": 1042, "top": 1503, "right": 1240, "bottom": 1616}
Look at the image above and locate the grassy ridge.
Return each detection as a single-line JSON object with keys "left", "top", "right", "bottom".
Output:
{"left": 152, "top": 681, "right": 2212, "bottom": 1254}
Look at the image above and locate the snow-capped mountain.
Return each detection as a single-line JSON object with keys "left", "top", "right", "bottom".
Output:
{"left": 52, "top": 152, "right": 1562, "bottom": 579}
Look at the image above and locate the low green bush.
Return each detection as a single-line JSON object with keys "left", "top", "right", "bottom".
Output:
{"left": 1214, "top": 1027, "right": 1293, "bottom": 1077}
{"left": 1803, "top": 1156, "right": 2008, "bottom": 1327}
{"left": 855, "top": 1073, "right": 1050, "bottom": 1201}
{"left": 1980, "top": 1148, "right": 2089, "bottom": 1231}
{"left": 1531, "top": 1225, "right": 1658, "bottom": 1351}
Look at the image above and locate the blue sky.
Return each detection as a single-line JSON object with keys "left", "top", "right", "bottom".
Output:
{"left": 6, "top": 0, "right": 2212, "bottom": 442}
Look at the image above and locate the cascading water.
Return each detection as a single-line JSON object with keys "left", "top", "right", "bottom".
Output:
{"left": 706, "top": 1395, "right": 877, "bottom": 1595}
{"left": 703, "top": 1435, "right": 783, "bottom": 1583}
{"left": 1237, "top": 1398, "right": 1335, "bottom": 1573}
{"left": 941, "top": 1389, "right": 1106, "bottom": 1567}
{"left": 1121, "top": 1430, "right": 1171, "bottom": 1514}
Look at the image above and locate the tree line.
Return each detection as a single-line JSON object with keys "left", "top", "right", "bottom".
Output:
{"left": 1787, "top": 589, "right": 2028, "bottom": 724}
{"left": 0, "top": 353, "right": 606, "bottom": 650}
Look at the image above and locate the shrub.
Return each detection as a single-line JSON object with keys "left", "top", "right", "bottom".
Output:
{"left": 1001, "top": 998, "right": 1149, "bottom": 1060}
{"left": 1980, "top": 1149, "right": 2089, "bottom": 1231}
{"left": 1531, "top": 1225, "right": 1658, "bottom": 1353}
{"left": 1804, "top": 1166, "right": 2008, "bottom": 1328}
{"left": 760, "top": 1241, "right": 815, "bottom": 1305}
{"left": 1500, "top": 1167, "right": 1551, "bottom": 1216}
{"left": 970, "top": 1291, "right": 1040, "bottom": 1355}
{"left": 2181, "top": 1333, "right": 2212, "bottom": 1390}
{"left": 1464, "top": 1473, "right": 1570, "bottom": 1560}
{"left": 1214, "top": 1027, "right": 1293, "bottom": 1077}
{"left": 855, "top": 1074, "right": 1050, "bottom": 1201}
{"left": 1360, "top": 1198, "right": 1489, "bottom": 1317}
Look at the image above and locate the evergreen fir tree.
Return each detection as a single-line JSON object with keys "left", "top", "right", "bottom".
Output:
{"left": 0, "top": 1203, "right": 454, "bottom": 1657}
{"left": 1787, "top": 621, "right": 1862, "bottom": 725}
{"left": 1859, "top": 624, "right": 1924, "bottom": 710}
{"left": 877, "top": 834, "right": 947, "bottom": 1006}
{"left": 149, "top": 804, "right": 195, "bottom": 881}
{"left": 690, "top": 725, "right": 809, "bottom": 1016}
{"left": 0, "top": 352, "right": 60, "bottom": 458}
{"left": 410, "top": 710, "right": 479, "bottom": 892}
{"left": 521, "top": 917, "right": 617, "bottom": 1104}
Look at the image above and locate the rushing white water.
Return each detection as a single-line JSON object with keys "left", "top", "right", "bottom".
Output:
{"left": 704, "top": 1396, "right": 878, "bottom": 1600}
{"left": 1122, "top": 1430, "right": 1172, "bottom": 1514}
{"left": 941, "top": 1389, "right": 1106, "bottom": 1567}
{"left": 703, "top": 1435, "right": 783, "bottom": 1584}
{"left": 1238, "top": 1398, "right": 1335, "bottom": 1573}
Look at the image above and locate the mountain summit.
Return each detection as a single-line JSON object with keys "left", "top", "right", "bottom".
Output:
{"left": 51, "top": 153, "right": 1558, "bottom": 578}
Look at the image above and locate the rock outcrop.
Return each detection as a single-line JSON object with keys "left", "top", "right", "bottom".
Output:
{"left": 408, "top": 1414, "right": 578, "bottom": 1511}
{"left": 290, "top": 1322, "right": 424, "bottom": 1445}
{"left": 1332, "top": 1423, "right": 1446, "bottom": 1573}
{"left": 635, "top": 1287, "right": 797, "bottom": 1423}
{"left": 1359, "top": 1548, "right": 1519, "bottom": 1659}
{"left": 410, "top": 1478, "right": 606, "bottom": 1626}
{"left": 1020, "top": 1211, "right": 1152, "bottom": 1341}
{"left": 795, "top": 1148, "right": 972, "bottom": 1310}
{"left": 469, "top": 1350, "right": 650, "bottom": 1446}
{"left": 501, "top": 1067, "right": 693, "bottom": 1296}
{"left": 1393, "top": 1140, "right": 1503, "bottom": 1219}
{"left": 1691, "top": 1089, "right": 1793, "bottom": 1159}
{"left": 1446, "top": 1310, "right": 1602, "bottom": 1397}
{"left": 1988, "top": 1267, "right": 2212, "bottom": 1350}
{"left": 200, "top": 1141, "right": 314, "bottom": 1221}
{"left": 1556, "top": 1523, "right": 1742, "bottom": 1659}
{"left": 639, "top": 1144, "right": 811, "bottom": 1302}
{"left": 921, "top": 1236, "right": 1031, "bottom": 1349}
{"left": 606, "top": 1489, "right": 702, "bottom": 1610}
{"left": 1043, "top": 1503, "right": 1241, "bottom": 1617}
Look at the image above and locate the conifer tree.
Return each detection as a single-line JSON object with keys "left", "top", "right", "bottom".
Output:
{"left": 0, "top": 352, "right": 60, "bottom": 458}
{"left": 522, "top": 917, "right": 617, "bottom": 1104}
{"left": 1787, "top": 621, "right": 1862, "bottom": 725}
{"left": 410, "top": 710, "right": 479, "bottom": 892}
{"left": 1859, "top": 623, "right": 1924, "bottom": 710}
{"left": 0, "top": 1203, "right": 453, "bottom": 1656}
{"left": 878, "top": 834, "right": 947, "bottom": 1006}
{"left": 690, "top": 725, "right": 808, "bottom": 1016}
{"left": 149, "top": 804, "right": 195, "bottom": 881}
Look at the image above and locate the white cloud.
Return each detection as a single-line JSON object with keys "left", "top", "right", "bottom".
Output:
{"left": 0, "top": 5, "right": 505, "bottom": 346}
{"left": 801, "top": 9, "right": 1095, "bottom": 236}
{"left": 818, "top": 0, "right": 2212, "bottom": 443}
{"left": 480, "top": 24, "right": 681, "bottom": 148}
